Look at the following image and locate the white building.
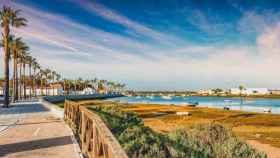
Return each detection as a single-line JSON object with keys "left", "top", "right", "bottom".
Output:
{"left": 0, "top": 87, "right": 3, "bottom": 95}
{"left": 197, "top": 89, "right": 213, "bottom": 95}
{"left": 82, "top": 87, "right": 96, "bottom": 95}
{"left": 230, "top": 88, "right": 269, "bottom": 95}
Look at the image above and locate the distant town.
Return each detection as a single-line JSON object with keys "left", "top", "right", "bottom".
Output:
{"left": 125, "top": 87, "right": 280, "bottom": 98}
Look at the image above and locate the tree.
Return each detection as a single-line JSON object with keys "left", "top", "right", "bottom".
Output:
{"left": 9, "top": 36, "right": 28, "bottom": 102}
{"left": 39, "top": 69, "right": 45, "bottom": 95}
{"left": 0, "top": 6, "right": 27, "bottom": 107}
{"left": 51, "top": 71, "right": 56, "bottom": 96}
{"left": 32, "top": 60, "right": 39, "bottom": 96}
{"left": 26, "top": 55, "right": 33, "bottom": 98}
{"left": 239, "top": 85, "right": 246, "bottom": 105}
{"left": 45, "top": 68, "right": 51, "bottom": 95}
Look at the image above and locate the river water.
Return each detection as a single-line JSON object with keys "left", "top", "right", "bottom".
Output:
{"left": 108, "top": 96, "right": 280, "bottom": 114}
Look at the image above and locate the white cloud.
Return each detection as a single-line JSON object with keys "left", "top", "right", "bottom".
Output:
{"left": 257, "top": 22, "right": 280, "bottom": 56}
{"left": 185, "top": 9, "right": 231, "bottom": 36}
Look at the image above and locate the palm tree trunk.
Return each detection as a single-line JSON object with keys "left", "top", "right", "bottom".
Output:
{"left": 19, "top": 62, "right": 22, "bottom": 99}
{"left": 45, "top": 80, "right": 48, "bottom": 96}
{"left": 29, "top": 64, "right": 32, "bottom": 98}
{"left": 33, "top": 68, "right": 36, "bottom": 97}
{"left": 23, "top": 64, "right": 26, "bottom": 99}
{"left": 53, "top": 78, "right": 55, "bottom": 96}
{"left": 40, "top": 78, "right": 43, "bottom": 96}
{"left": 15, "top": 59, "right": 19, "bottom": 101}
{"left": 3, "top": 24, "right": 10, "bottom": 107}
{"left": 12, "top": 56, "right": 16, "bottom": 103}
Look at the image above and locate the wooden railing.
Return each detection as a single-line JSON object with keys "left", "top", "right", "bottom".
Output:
{"left": 64, "top": 100, "right": 128, "bottom": 158}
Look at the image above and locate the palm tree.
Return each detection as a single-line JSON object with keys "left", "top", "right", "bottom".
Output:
{"left": 93, "top": 78, "right": 98, "bottom": 92}
{"left": 18, "top": 51, "right": 29, "bottom": 99}
{"left": 45, "top": 69, "right": 51, "bottom": 95}
{"left": 25, "top": 55, "right": 33, "bottom": 98}
{"left": 31, "top": 60, "right": 39, "bottom": 96}
{"left": 0, "top": 6, "right": 27, "bottom": 107}
{"left": 239, "top": 85, "right": 246, "bottom": 106}
{"left": 9, "top": 36, "right": 27, "bottom": 102}
{"left": 39, "top": 69, "right": 45, "bottom": 96}
{"left": 63, "top": 78, "right": 67, "bottom": 95}
{"left": 51, "top": 71, "right": 56, "bottom": 96}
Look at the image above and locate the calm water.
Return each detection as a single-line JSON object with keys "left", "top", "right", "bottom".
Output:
{"left": 108, "top": 96, "right": 280, "bottom": 114}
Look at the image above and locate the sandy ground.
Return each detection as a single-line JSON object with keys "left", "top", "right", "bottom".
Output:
{"left": 248, "top": 140, "right": 280, "bottom": 158}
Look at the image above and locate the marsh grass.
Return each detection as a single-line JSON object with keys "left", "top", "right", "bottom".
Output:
{"left": 88, "top": 104, "right": 266, "bottom": 158}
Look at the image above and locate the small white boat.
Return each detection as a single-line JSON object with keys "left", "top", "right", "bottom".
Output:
{"left": 223, "top": 106, "right": 230, "bottom": 110}
{"left": 162, "top": 95, "right": 172, "bottom": 100}
{"left": 176, "top": 111, "right": 191, "bottom": 116}
{"left": 263, "top": 108, "right": 272, "bottom": 113}
{"left": 136, "top": 96, "right": 142, "bottom": 99}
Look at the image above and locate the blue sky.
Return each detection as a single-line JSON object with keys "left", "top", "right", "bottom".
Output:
{"left": 1, "top": 0, "right": 280, "bottom": 90}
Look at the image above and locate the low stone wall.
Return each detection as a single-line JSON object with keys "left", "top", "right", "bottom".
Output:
{"left": 40, "top": 94, "right": 123, "bottom": 118}
{"left": 43, "top": 94, "right": 123, "bottom": 104}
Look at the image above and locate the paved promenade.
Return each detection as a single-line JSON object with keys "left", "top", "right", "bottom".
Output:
{"left": 0, "top": 101, "right": 81, "bottom": 158}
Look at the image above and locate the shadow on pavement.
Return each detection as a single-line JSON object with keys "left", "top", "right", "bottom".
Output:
{"left": 0, "top": 103, "right": 50, "bottom": 115}
{"left": 0, "top": 136, "right": 72, "bottom": 157}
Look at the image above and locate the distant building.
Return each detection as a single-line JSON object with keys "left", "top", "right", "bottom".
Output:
{"left": 0, "top": 87, "right": 3, "bottom": 95}
{"left": 197, "top": 89, "right": 213, "bottom": 95}
{"left": 230, "top": 88, "right": 269, "bottom": 95}
{"left": 268, "top": 89, "right": 280, "bottom": 95}
{"left": 82, "top": 87, "right": 96, "bottom": 95}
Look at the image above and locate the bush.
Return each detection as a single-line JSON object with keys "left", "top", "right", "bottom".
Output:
{"left": 118, "top": 126, "right": 171, "bottom": 158}
{"left": 168, "top": 123, "right": 267, "bottom": 158}
{"left": 89, "top": 106, "right": 143, "bottom": 135}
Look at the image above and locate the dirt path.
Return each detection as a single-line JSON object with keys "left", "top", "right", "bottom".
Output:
{"left": 0, "top": 102, "right": 80, "bottom": 158}
{"left": 248, "top": 140, "right": 280, "bottom": 158}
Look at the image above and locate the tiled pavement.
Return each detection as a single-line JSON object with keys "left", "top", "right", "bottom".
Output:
{"left": 0, "top": 101, "right": 81, "bottom": 158}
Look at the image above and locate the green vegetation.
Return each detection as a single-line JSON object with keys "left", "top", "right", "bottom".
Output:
{"left": 55, "top": 102, "right": 64, "bottom": 108}
{"left": 89, "top": 105, "right": 266, "bottom": 158}
{"left": 168, "top": 124, "right": 266, "bottom": 158}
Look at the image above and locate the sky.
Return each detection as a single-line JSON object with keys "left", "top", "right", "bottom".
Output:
{"left": 1, "top": 0, "right": 280, "bottom": 90}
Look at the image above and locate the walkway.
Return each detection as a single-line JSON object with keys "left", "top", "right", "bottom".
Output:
{"left": 0, "top": 101, "right": 81, "bottom": 158}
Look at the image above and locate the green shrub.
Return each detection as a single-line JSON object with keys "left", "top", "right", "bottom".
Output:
{"left": 168, "top": 123, "right": 267, "bottom": 158}
{"left": 88, "top": 106, "right": 143, "bottom": 135}
{"left": 118, "top": 126, "right": 171, "bottom": 158}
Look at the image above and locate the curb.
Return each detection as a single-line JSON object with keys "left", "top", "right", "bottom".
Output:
{"left": 39, "top": 99, "right": 64, "bottom": 118}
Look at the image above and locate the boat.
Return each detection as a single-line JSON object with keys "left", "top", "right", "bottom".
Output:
{"left": 223, "top": 106, "right": 230, "bottom": 110}
{"left": 188, "top": 102, "right": 199, "bottom": 107}
{"left": 162, "top": 95, "right": 172, "bottom": 99}
{"left": 263, "top": 108, "right": 272, "bottom": 113}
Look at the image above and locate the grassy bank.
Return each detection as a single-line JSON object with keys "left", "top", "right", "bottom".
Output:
{"left": 117, "top": 103, "right": 280, "bottom": 149}
{"left": 87, "top": 103, "right": 266, "bottom": 158}
{"left": 77, "top": 100, "right": 280, "bottom": 149}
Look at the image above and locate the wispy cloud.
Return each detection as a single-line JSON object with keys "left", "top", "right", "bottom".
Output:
{"left": 69, "top": 0, "right": 184, "bottom": 46}
{"left": 185, "top": 9, "right": 232, "bottom": 36}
